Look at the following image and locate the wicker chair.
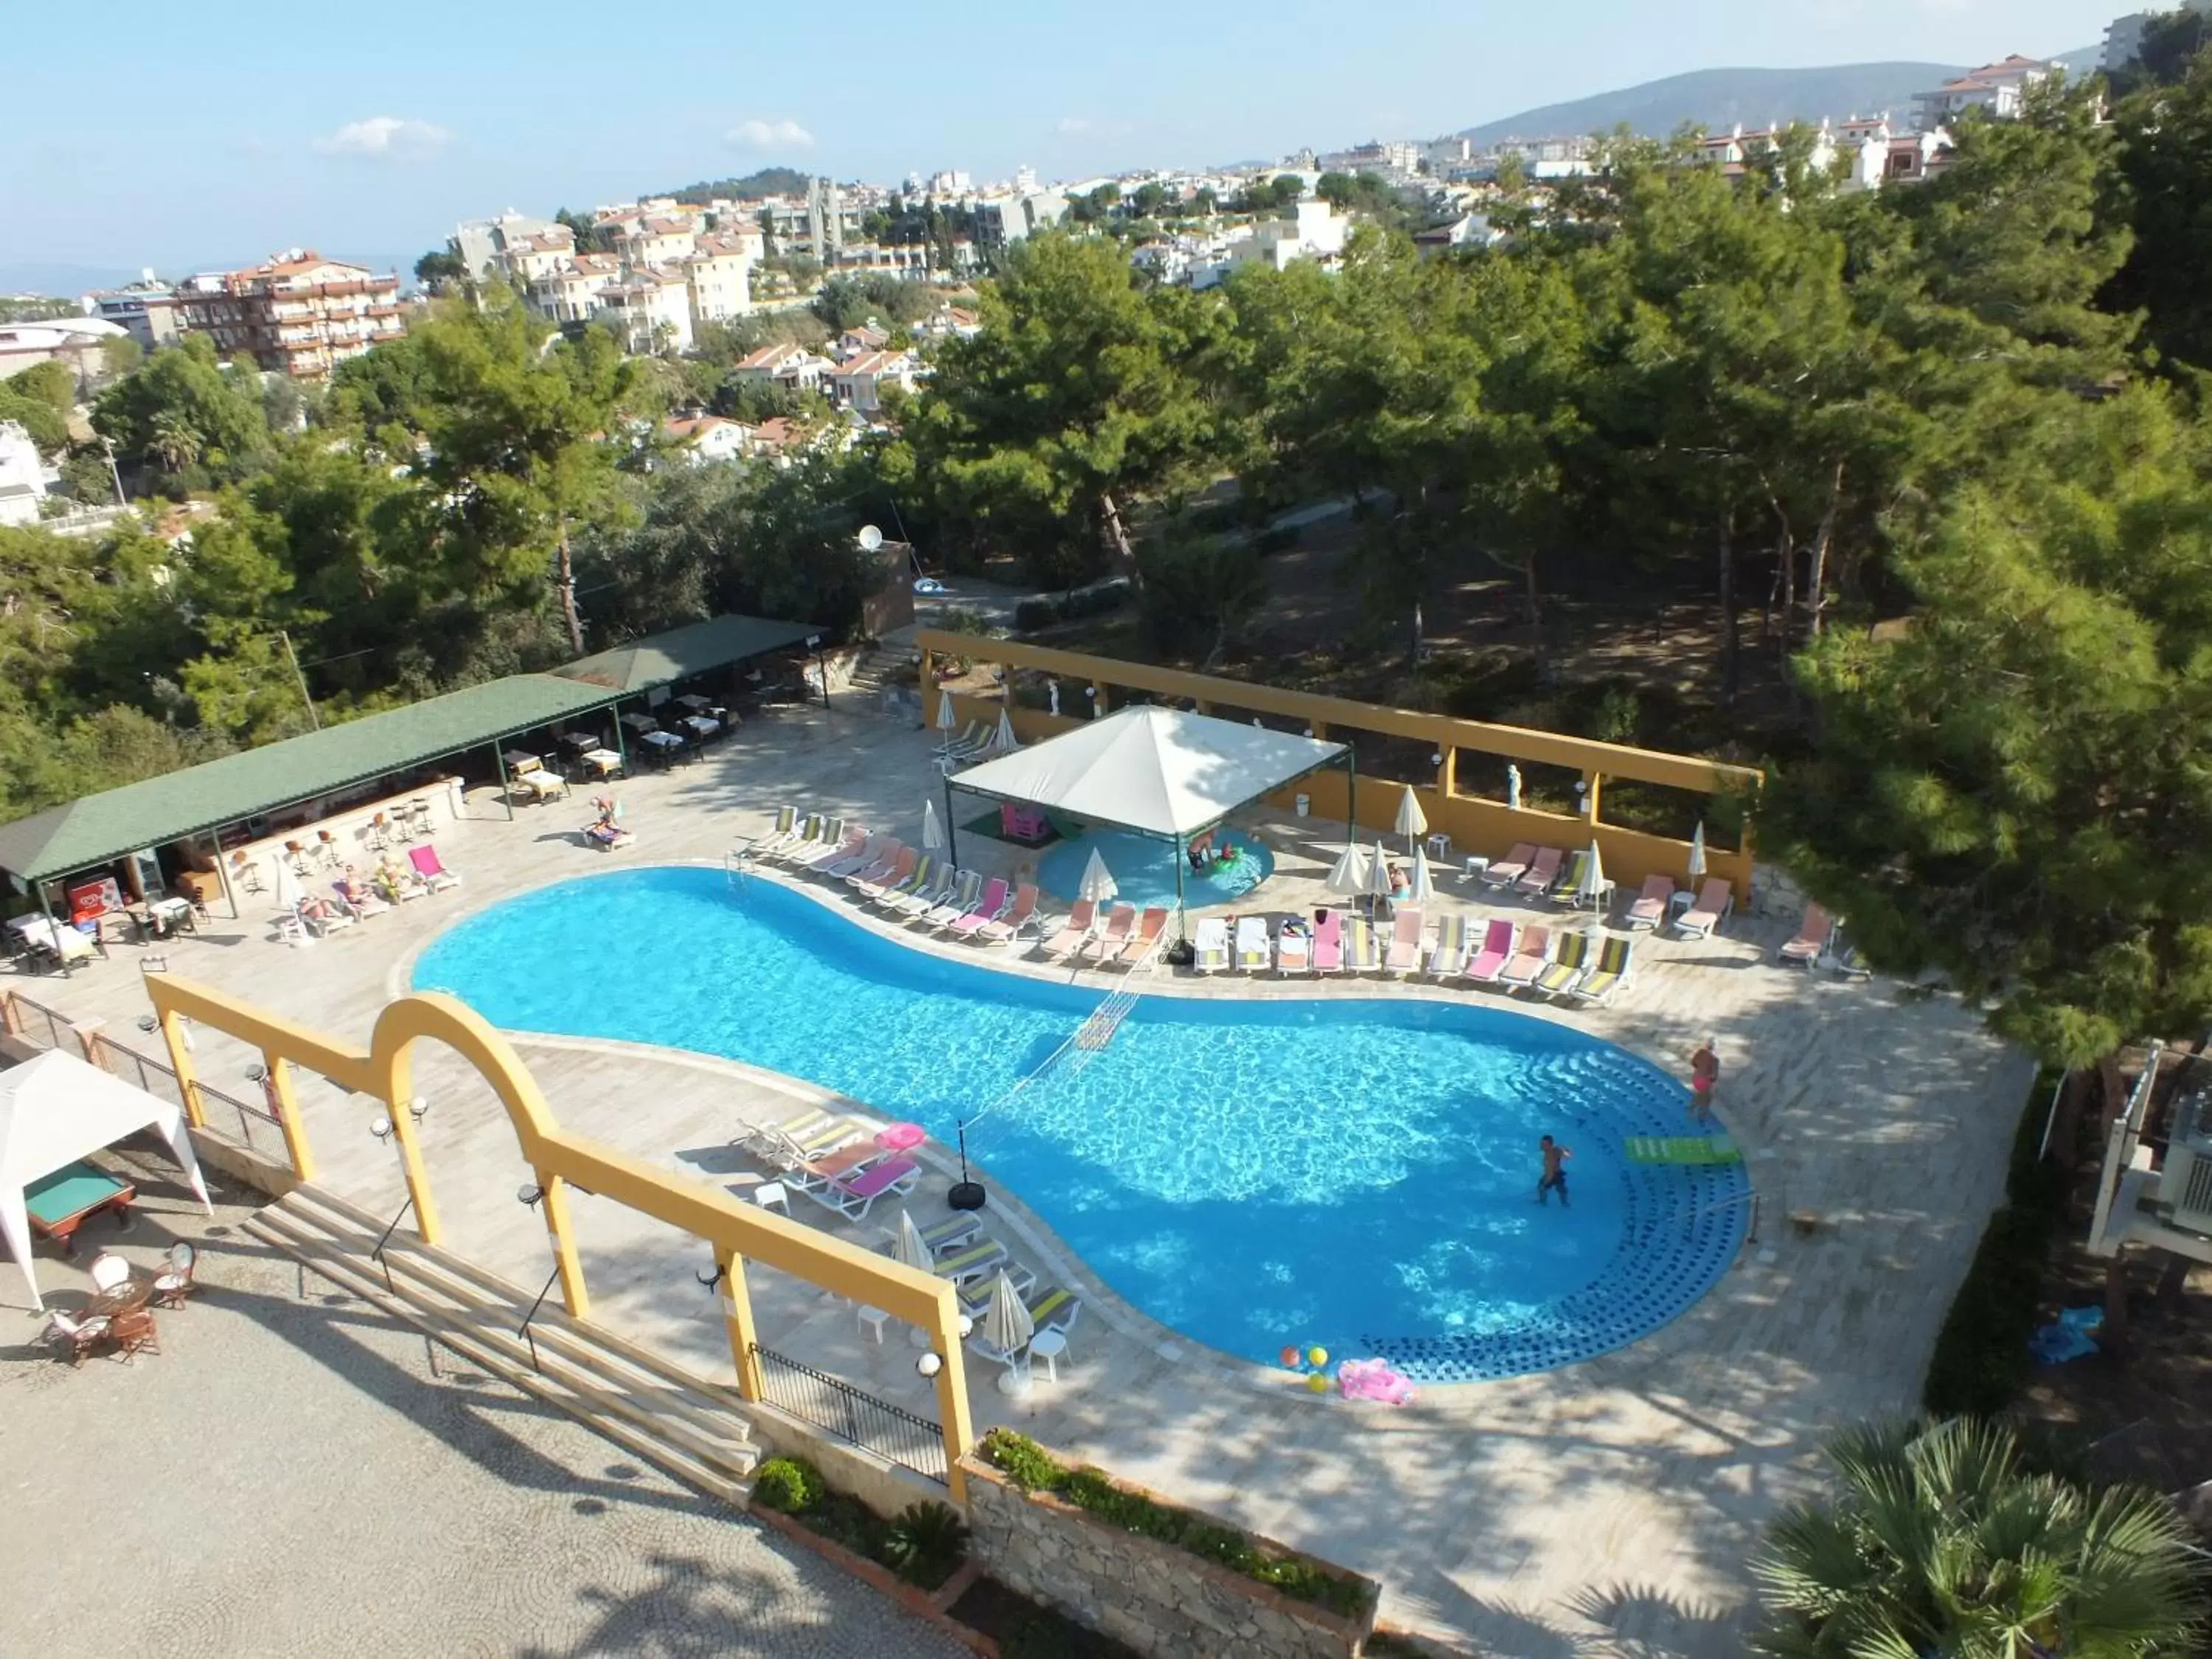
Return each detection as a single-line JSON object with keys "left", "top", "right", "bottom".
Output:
{"left": 87, "top": 1252, "right": 131, "bottom": 1295}
{"left": 45, "top": 1310, "right": 111, "bottom": 1367}
{"left": 152, "top": 1242, "right": 198, "bottom": 1309}
{"left": 109, "top": 1306, "right": 161, "bottom": 1363}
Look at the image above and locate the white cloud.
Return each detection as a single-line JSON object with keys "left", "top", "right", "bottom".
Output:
{"left": 1057, "top": 116, "right": 1091, "bottom": 133}
{"left": 313, "top": 116, "right": 451, "bottom": 161}
{"left": 727, "top": 117, "right": 814, "bottom": 149}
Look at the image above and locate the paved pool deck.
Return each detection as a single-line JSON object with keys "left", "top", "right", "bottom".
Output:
{"left": 3, "top": 699, "right": 2034, "bottom": 1656}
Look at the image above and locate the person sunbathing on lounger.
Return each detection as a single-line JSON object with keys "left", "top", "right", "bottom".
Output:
{"left": 336, "top": 866, "right": 376, "bottom": 909}
{"left": 585, "top": 797, "right": 632, "bottom": 849}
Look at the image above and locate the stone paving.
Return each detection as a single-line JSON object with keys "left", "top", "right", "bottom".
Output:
{"left": 3, "top": 698, "right": 2037, "bottom": 1656}
{"left": 0, "top": 1171, "right": 973, "bottom": 1659}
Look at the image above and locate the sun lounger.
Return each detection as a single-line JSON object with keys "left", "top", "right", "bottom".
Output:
{"left": 949, "top": 876, "right": 1012, "bottom": 936}
{"left": 1551, "top": 850, "right": 1614, "bottom": 911}
{"left": 919, "top": 1214, "right": 983, "bottom": 1255}
{"left": 1089, "top": 905, "right": 1137, "bottom": 959}
{"left": 1496, "top": 923, "right": 1551, "bottom": 989}
{"left": 804, "top": 1155, "right": 919, "bottom": 1221}
{"left": 1276, "top": 919, "right": 1312, "bottom": 975}
{"left": 1037, "top": 898, "right": 1098, "bottom": 959}
{"left": 1513, "top": 846, "right": 1566, "bottom": 897}
{"left": 1533, "top": 932, "right": 1593, "bottom": 996}
{"left": 1832, "top": 930, "right": 1871, "bottom": 980}
{"left": 934, "top": 720, "right": 987, "bottom": 759}
{"left": 1572, "top": 936, "right": 1634, "bottom": 1004}
{"left": 1482, "top": 844, "right": 1537, "bottom": 888}
{"left": 1675, "top": 877, "right": 1734, "bottom": 939}
{"left": 1425, "top": 914, "right": 1468, "bottom": 976}
{"left": 785, "top": 1138, "right": 894, "bottom": 1193}
{"left": 765, "top": 815, "right": 831, "bottom": 864}
{"left": 742, "top": 804, "right": 799, "bottom": 857}
{"left": 964, "top": 1283, "right": 1082, "bottom": 1363}
{"left": 931, "top": 1237, "right": 1029, "bottom": 1290}
{"left": 1312, "top": 908, "right": 1344, "bottom": 972}
{"left": 1118, "top": 905, "right": 1168, "bottom": 964}
{"left": 863, "top": 858, "right": 925, "bottom": 911}
{"left": 1192, "top": 916, "right": 1231, "bottom": 972}
{"left": 827, "top": 835, "right": 897, "bottom": 882}
{"left": 804, "top": 826, "right": 870, "bottom": 874}
{"left": 1234, "top": 915, "right": 1271, "bottom": 971}
{"left": 923, "top": 870, "right": 984, "bottom": 929}
{"left": 735, "top": 1105, "right": 835, "bottom": 1152}
{"left": 1778, "top": 903, "right": 1832, "bottom": 968}
{"left": 852, "top": 845, "right": 916, "bottom": 896}
{"left": 408, "top": 844, "right": 461, "bottom": 892}
{"left": 978, "top": 883, "right": 1041, "bottom": 944}
{"left": 1624, "top": 872, "right": 1675, "bottom": 931}
{"left": 333, "top": 880, "right": 389, "bottom": 919}
{"left": 1461, "top": 918, "right": 1514, "bottom": 983}
{"left": 888, "top": 864, "right": 957, "bottom": 919}
{"left": 1342, "top": 914, "right": 1380, "bottom": 973}
{"left": 1385, "top": 906, "right": 1427, "bottom": 974}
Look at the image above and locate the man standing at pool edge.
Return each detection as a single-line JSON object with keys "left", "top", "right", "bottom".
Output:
{"left": 1536, "top": 1135, "right": 1571, "bottom": 1206}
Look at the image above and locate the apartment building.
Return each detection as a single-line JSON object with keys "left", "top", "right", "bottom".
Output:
{"left": 86, "top": 276, "right": 183, "bottom": 350}
{"left": 173, "top": 251, "right": 403, "bottom": 378}
{"left": 597, "top": 268, "right": 694, "bottom": 355}
{"left": 1913, "top": 55, "right": 2060, "bottom": 130}
{"left": 828, "top": 349, "right": 921, "bottom": 414}
{"left": 680, "top": 233, "right": 754, "bottom": 327}
{"left": 452, "top": 211, "right": 560, "bottom": 282}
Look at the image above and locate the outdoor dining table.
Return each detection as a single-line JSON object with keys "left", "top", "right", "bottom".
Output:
{"left": 678, "top": 715, "right": 719, "bottom": 740}
{"left": 501, "top": 750, "right": 541, "bottom": 773}
{"left": 639, "top": 730, "right": 686, "bottom": 765}
{"left": 560, "top": 731, "right": 600, "bottom": 752}
{"left": 24, "top": 1161, "right": 136, "bottom": 1253}
{"left": 85, "top": 1274, "right": 151, "bottom": 1321}
{"left": 619, "top": 713, "right": 660, "bottom": 734}
{"left": 580, "top": 748, "right": 624, "bottom": 778}
{"left": 673, "top": 693, "right": 712, "bottom": 714}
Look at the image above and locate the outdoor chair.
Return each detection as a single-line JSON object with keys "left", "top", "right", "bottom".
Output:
{"left": 152, "top": 1242, "right": 198, "bottom": 1309}
{"left": 109, "top": 1305, "right": 161, "bottom": 1363}
{"left": 87, "top": 1252, "right": 131, "bottom": 1295}
{"left": 44, "top": 1310, "right": 111, "bottom": 1367}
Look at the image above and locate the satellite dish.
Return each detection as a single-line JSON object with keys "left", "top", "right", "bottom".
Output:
{"left": 858, "top": 524, "right": 884, "bottom": 552}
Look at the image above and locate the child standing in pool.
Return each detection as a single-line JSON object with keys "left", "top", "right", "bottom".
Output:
{"left": 1689, "top": 1037, "right": 1719, "bottom": 1126}
{"left": 1536, "top": 1135, "right": 1571, "bottom": 1206}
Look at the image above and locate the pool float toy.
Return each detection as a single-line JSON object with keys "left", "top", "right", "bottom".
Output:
{"left": 1280, "top": 1346, "right": 1301, "bottom": 1369}
{"left": 1306, "top": 1345, "right": 1328, "bottom": 1368}
{"left": 913, "top": 577, "right": 946, "bottom": 594}
{"left": 1306, "top": 1371, "right": 1331, "bottom": 1394}
{"left": 2028, "top": 1305, "right": 2104, "bottom": 1366}
{"left": 1337, "top": 1358, "right": 1416, "bottom": 1405}
{"left": 1625, "top": 1135, "right": 1742, "bottom": 1166}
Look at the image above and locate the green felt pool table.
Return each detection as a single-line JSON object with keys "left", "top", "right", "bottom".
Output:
{"left": 23, "top": 1161, "right": 135, "bottom": 1251}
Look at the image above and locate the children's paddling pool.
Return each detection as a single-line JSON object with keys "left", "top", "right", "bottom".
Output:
{"left": 414, "top": 867, "right": 1748, "bottom": 1380}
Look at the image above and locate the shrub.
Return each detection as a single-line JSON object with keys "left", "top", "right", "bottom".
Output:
{"left": 751, "top": 1456, "right": 824, "bottom": 1514}
{"left": 1254, "top": 524, "right": 1301, "bottom": 554}
{"left": 1921, "top": 1070, "right": 2071, "bottom": 1418}
{"left": 977, "top": 1430, "right": 1369, "bottom": 1618}
{"left": 1587, "top": 684, "right": 1641, "bottom": 745}
{"left": 882, "top": 1500, "right": 970, "bottom": 1587}
{"left": 1015, "top": 581, "right": 1131, "bottom": 633}
{"left": 804, "top": 1490, "right": 891, "bottom": 1559}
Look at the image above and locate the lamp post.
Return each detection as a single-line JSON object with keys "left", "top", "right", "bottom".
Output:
{"left": 948, "top": 1121, "right": 986, "bottom": 1211}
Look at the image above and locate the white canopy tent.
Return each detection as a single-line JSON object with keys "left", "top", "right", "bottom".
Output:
{"left": 942, "top": 705, "right": 1352, "bottom": 934}
{"left": 1, "top": 1049, "right": 212, "bottom": 1311}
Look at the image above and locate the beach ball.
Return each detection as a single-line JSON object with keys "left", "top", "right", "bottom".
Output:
{"left": 1306, "top": 1371, "right": 1330, "bottom": 1394}
{"left": 1307, "top": 1346, "right": 1329, "bottom": 1369}
{"left": 1279, "top": 1346, "right": 1301, "bottom": 1369}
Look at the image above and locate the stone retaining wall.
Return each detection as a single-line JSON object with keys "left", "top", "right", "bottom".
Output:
{"left": 960, "top": 1455, "right": 1378, "bottom": 1659}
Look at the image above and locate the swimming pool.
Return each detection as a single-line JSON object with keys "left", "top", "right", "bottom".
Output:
{"left": 414, "top": 867, "right": 1749, "bottom": 1380}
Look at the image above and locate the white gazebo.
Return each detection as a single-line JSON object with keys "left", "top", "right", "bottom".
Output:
{"left": 942, "top": 705, "right": 1352, "bottom": 925}
{"left": 1, "top": 1049, "right": 213, "bottom": 1310}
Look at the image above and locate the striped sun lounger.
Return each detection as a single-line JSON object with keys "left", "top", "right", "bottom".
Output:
{"left": 1192, "top": 917, "right": 1231, "bottom": 972}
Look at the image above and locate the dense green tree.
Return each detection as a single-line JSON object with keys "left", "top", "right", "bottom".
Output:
{"left": 1751, "top": 1418, "right": 2205, "bottom": 1658}
{"left": 811, "top": 274, "right": 933, "bottom": 332}
{"left": 905, "top": 233, "right": 1225, "bottom": 585}
{"left": 414, "top": 248, "right": 468, "bottom": 293}
{"left": 1764, "top": 387, "right": 2212, "bottom": 1071}
{"left": 0, "top": 386, "right": 69, "bottom": 455}
{"left": 6, "top": 361, "right": 75, "bottom": 415}
{"left": 91, "top": 333, "right": 269, "bottom": 488}
{"left": 2106, "top": 48, "right": 2212, "bottom": 372}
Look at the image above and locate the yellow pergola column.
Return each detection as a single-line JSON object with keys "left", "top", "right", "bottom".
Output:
{"left": 538, "top": 1172, "right": 591, "bottom": 1320}
{"left": 927, "top": 1302, "right": 975, "bottom": 1505}
{"left": 1582, "top": 770, "right": 1603, "bottom": 824}
{"left": 1439, "top": 747, "right": 1457, "bottom": 799}
{"left": 262, "top": 1053, "right": 318, "bottom": 1183}
{"left": 717, "top": 1245, "right": 765, "bottom": 1400}
{"left": 156, "top": 1009, "right": 206, "bottom": 1132}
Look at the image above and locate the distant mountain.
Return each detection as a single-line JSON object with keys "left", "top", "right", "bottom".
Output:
{"left": 0, "top": 262, "right": 146, "bottom": 299}
{"left": 662, "top": 167, "right": 813, "bottom": 204}
{"left": 1459, "top": 50, "right": 2100, "bottom": 143}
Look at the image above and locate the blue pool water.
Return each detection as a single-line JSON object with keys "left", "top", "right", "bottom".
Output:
{"left": 1034, "top": 827, "right": 1274, "bottom": 908}
{"left": 414, "top": 868, "right": 1748, "bottom": 1380}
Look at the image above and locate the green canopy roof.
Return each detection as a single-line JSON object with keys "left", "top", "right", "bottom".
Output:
{"left": 553, "top": 613, "right": 817, "bottom": 695}
{"left": 0, "top": 675, "right": 623, "bottom": 886}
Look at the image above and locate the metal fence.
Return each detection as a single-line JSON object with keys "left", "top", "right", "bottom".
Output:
{"left": 90, "top": 1035, "right": 283, "bottom": 1155}
{"left": 6, "top": 991, "right": 74, "bottom": 1052}
{"left": 749, "top": 1343, "right": 948, "bottom": 1485}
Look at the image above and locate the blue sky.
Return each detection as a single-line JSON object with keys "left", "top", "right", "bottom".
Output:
{"left": 0, "top": 0, "right": 2119, "bottom": 276}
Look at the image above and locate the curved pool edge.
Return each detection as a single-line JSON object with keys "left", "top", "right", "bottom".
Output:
{"left": 402, "top": 859, "right": 1756, "bottom": 1396}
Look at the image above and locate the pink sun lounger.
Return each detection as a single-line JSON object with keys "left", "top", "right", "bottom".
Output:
{"left": 1463, "top": 919, "right": 1514, "bottom": 983}
{"left": 1312, "top": 908, "right": 1344, "bottom": 972}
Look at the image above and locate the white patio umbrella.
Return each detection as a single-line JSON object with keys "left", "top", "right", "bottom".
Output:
{"left": 1324, "top": 841, "right": 1370, "bottom": 897}
{"left": 894, "top": 1208, "right": 932, "bottom": 1271}
{"left": 990, "top": 705, "right": 1018, "bottom": 755}
{"left": 1394, "top": 785, "right": 1427, "bottom": 855}
{"left": 1366, "top": 838, "right": 1397, "bottom": 902}
{"left": 1077, "top": 846, "right": 1119, "bottom": 904}
{"left": 921, "top": 798, "right": 946, "bottom": 852}
{"left": 934, "top": 688, "right": 956, "bottom": 734}
{"left": 980, "top": 1268, "right": 1036, "bottom": 1394}
{"left": 1575, "top": 838, "right": 1606, "bottom": 908}
{"left": 272, "top": 859, "right": 305, "bottom": 914}
{"left": 1407, "top": 840, "right": 1436, "bottom": 903}
{"left": 1687, "top": 821, "right": 1708, "bottom": 883}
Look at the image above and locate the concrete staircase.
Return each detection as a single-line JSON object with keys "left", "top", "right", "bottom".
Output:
{"left": 246, "top": 1185, "right": 759, "bottom": 1506}
{"left": 843, "top": 643, "right": 917, "bottom": 709}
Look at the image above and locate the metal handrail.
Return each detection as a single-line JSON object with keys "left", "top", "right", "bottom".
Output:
{"left": 518, "top": 1263, "right": 564, "bottom": 1372}
{"left": 368, "top": 1195, "right": 417, "bottom": 1293}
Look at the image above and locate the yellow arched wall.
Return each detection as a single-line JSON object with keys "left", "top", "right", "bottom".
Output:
{"left": 145, "top": 973, "right": 976, "bottom": 1500}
